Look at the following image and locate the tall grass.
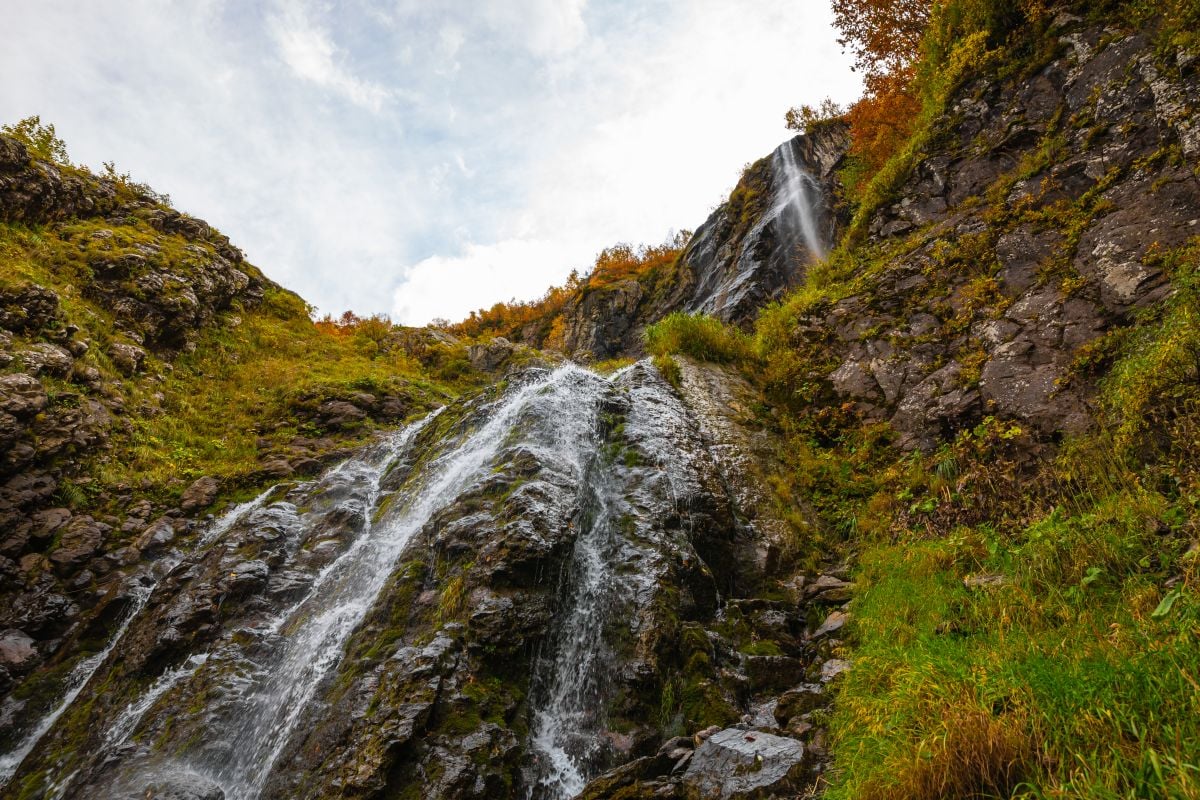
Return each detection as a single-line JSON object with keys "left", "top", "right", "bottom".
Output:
{"left": 642, "top": 312, "right": 756, "bottom": 365}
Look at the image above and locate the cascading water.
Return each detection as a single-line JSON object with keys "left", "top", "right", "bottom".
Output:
{"left": 4, "top": 361, "right": 726, "bottom": 800}
{"left": 526, "top": 441, "right": 624, "bottom": 798}
{"left": 0, "top": 489, "right": 275, "bottom": 789}
{"left": 526, "top": 365, "right": 706, "bottom": 799}
{"left": 7, "top": 364, "right": 620, "bottom": 800}
{"left": 771, "top": 140, "right": 828, "bottom": 261}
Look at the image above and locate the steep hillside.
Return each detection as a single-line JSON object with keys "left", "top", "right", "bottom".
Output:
{"left": 445, "top": 123, "right": 849, "bottom": 362}
{"left": 644, "top": 4, "right": 1200, "bottom": 798}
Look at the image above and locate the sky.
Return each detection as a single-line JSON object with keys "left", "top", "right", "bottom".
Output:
{"left": 2, "top": 0, "right": 861, "bottom": 325}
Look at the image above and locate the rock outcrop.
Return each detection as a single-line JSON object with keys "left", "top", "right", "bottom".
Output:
{"left": 2, "top": 361, "right": 842, "bottom": 800}
{"left": 2, "top": 8, "right": 1198, "bottom": 799}
{"left": 796, "top": 18, "right": 1200, "bottom": 449}
{"left": 664, "top": 125, "right": 849, "bottom": 327}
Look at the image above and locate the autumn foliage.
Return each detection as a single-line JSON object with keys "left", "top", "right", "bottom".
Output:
{"left": 832, "top": 0, "right": 932, "bottom": 81}
{"left": 828, "top": 0, "right": 932, "bottom": 194}
{"left": 446, "top": 238, "right": 687, "bottom": 349}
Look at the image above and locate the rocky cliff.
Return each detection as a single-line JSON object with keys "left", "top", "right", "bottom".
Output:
{"left": 0, "top": 130, "right": 479, "bottom": 785}
{"left": 808, "top": 14, "right": 1200, "bottom": 450}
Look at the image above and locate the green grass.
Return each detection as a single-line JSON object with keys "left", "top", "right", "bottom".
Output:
{"left": 774, "top": 232, "right": 1200, "bottom": 798}
{"left": 0, "top": 211, "right": 478, "bottom": 514}
{"left": 828, "top": 483, "right": 1199, "bottom": 800}
{"left": 643, "top": 312, "right": 755, "bottom": 365}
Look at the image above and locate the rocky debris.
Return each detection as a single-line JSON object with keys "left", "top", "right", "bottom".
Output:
{"left": 0, "top": 372, "right": 48, "bottom": 419}
{"left": 0, "top": 629, "right": 38, "bottom": 671}
{"left": 16, "top": 342, "right": 73, "bottom": 377}
{"left": 49, "top": 515, "right": 108, "bottom": 569}
{"left": 964, "top": 573, "right": 1008, "bottom": 590}
{"left": 819, "top": 659, "right": 851, "bottom": 683}
{"left": 139, "top": 773, "right": 225, "bottom": 800}
{"left": 179, "top": 476, "right": 219, "bottom": 512}
{"left": 319, "top": 399, "right": 369, "bottom": 429}
{"left": 773, "top": 685, "right": 824, "bottom": 726}
{"left": 284, "top": 389, "right": 417, "bottom": 441}
{"left": 810, "top": 610, "right": 848, "bottom": 640}
{"left": 135, "top": 517, "right": 178, "bottom": 554}
{"left": 0, "top": 282, "right": 62, "bottom": 332}
{"left": 681, "top": 728, "right": 808, "bottom": 799}
{"left": 803, "top": 575, "right": 853, "bottom": 604}
{"left": 107, "top": 341, "right": 146, "bottom": 375}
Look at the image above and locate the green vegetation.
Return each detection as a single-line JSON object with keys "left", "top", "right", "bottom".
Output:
{"left": 3, "top": 115, "right": 70, "bottom": 163}
{"left": 643, "top": 312, "right": 755, "bottom": 365}
{"left": 90, "top": 287, "right": 464, "bottom": 499}
{"left": 0, "top": 127, "right": 482, "bottom": 516}
{"left": 639, "top": 4, "right": 1200, "bottom": 796}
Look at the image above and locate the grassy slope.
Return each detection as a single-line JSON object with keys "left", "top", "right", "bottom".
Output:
{"left": 0, "top": 165, "right": 478, "bottom": 517}
{"left": 644, "top": 3, "right": 1200, "bottom": 797}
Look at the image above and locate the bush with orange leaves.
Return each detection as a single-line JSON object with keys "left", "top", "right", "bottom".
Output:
{"left": 446, "top": 235, "right": 688, "bottom": 350}
{"left": 314, "top": 310, "right": 395, "bottom": 357}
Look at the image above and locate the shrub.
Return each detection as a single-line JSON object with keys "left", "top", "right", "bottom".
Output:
{"left": 2, "top": 116, "right": 69, "bottom": 164}
{"left": 643, "top": 313, "right": 755, "bottom": 365}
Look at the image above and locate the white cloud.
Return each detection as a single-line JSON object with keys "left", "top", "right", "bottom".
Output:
{"left": 392, "top": 238, "right": 586, "bottom": 324}
{"left": 481, "top": 0, "right": 589, "bottom": 57}
{"left": 270, "top": 2, "right": 391, "bottom": 112}
{"left": 2, "top": 0, "right": 862, "bottom": 325}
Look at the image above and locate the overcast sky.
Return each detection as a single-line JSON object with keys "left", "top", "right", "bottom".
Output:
{"left": 2, "top": 0, "right": 861, "bottom": 325}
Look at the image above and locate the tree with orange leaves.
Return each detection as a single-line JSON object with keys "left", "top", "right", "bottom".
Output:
{"left": 832, "top": 0, "right": 931, "bottom": 83}
{"left": 827, "top": 0, "right": 932, "bottom": 194}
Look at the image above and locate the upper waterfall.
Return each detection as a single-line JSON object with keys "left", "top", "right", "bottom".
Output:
{"left": 771, "top": 138, "right": 828, "bottom": 262}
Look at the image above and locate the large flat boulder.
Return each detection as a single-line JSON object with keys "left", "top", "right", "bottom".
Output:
{"left": 681, "top": 728, "right": 807, "bottom": 799}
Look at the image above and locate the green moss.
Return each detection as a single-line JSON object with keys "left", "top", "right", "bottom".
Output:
{"left": 739, "top": 640, "right": 784, "bottom": 657}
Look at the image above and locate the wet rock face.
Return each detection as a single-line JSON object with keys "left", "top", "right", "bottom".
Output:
{"left": 809, "top": 20, "right": 1200, "bottom": 449}
{"left": 139, "top": 772, "right": 226, "bottom": 800}
{"left": 2, "top": 361, "right": 814, "bottom": 800}
{"left": 681, "top": 728, "right": 808, "bottom": 799}
{"left": 559, "top": 281, "right": 646, "bottom": 361}
{"left": 667, "top": 127, "right": 848, "bottom": 327}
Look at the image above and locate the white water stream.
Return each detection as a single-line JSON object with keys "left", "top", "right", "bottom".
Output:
{"left": 771, "top": 140, "right": 828, "bottom": 261}
{"left": 190, "top": 364, "right": 606, "bottom": 799}
{"left": 0, "top": 489, "right": 277, "bottom": 789}
{"left": 6, "top": 362, "right": 706, "bottom": 800}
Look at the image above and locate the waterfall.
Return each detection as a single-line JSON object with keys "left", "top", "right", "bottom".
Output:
{"left": 175, "top": 365, "right": 608, "bottom": 800}
{"left": 25, "top": 364, "right": 607, "bottom": 800}
{"left": 526, "top": 444, "right": 624, "bottom": 798}
{"left": 6, "top": 361, "right": 711, "bottom": 800}
{"left": 771, "top": 140, "right": 827, "bottom": 261}
{"left": 0, "top": 490, "right": 275, "bottom": 789}
{"left": 526, "top": 364, "right": 702, "bottom": 799}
